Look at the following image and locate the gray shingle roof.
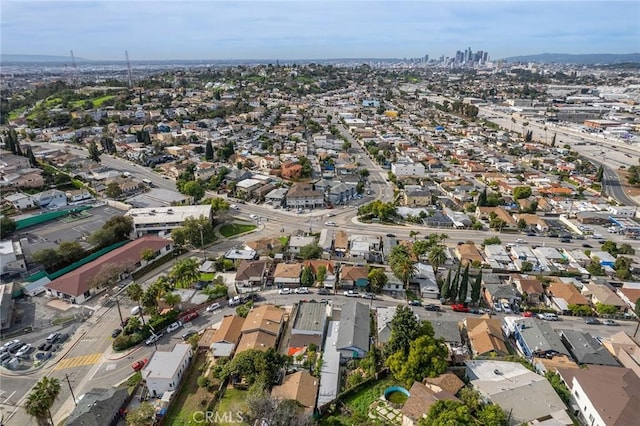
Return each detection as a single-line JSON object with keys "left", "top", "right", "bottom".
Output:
{"left": 336, "top": 300, "right": 370, "bottom": 353}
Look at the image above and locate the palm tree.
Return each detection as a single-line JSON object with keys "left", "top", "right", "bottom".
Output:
{"left": 126, "top": 282, "right": 146, "bottom": 326}
{"left": 164, "top": 293, "right": 182, "bottom": 309}
{"left": 409, "top": 230, "right": 420, "bottom": 241}
{"left": 390, "top": 254, "right": 417, "bottom": 291}
{"left": 25, "top": 376, "right": 61, "bottom": 425}
{"left": 428, "top": 245, "right": 447, "bottom": 275}
{"left": 170, "top": 258, "right": 200, "bottom": 288}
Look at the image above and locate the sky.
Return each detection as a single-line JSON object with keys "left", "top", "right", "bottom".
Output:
{"left": 1, "top": 0, "right": 639, "bottom": 61}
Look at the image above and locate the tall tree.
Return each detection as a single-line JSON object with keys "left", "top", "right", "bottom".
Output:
{"left": 300, "top": 266, "right": 315, "bottom": 287}
{"left": 24, "top": 376, "right": 61, "bottom": 426}
{"left": 368, "top": 268, "right": 388, "bottom": 294}
{"left": 428, "top": 245, "right": 447, "bottom": 275}
{"left": 26, "top": 146, "right": 38, "bottom": 166}
{"left": 471, "top": 270, "right": 482, "bottom": 305}
{"left": 419, "top": 400, "right": 474, "bottom": 426}
{"left": 440, "top": 269, "right": 451, "bottom": 301}
{"left": 169, "top": 257, "right": 201, "bottom": 288}
{"left": 316, "top": 265, "right": 327, "bottom": 286}
{"left": 386, "top": 334, "right": 448, "bottom": 386}
{"left": 88, "top": 140, "right": 102, "bottom": 163}
{"left": 477, "top": 187, "right": 487, "bottom": 207}
{"left": 205, "top": 139, "right": 214, "bottom": 160}
{"left": 385, "top": 305, "right": 431, "bottom": 356}
{"left": 457, "top": 263, "right": 470, "bottom": 303}
{"left": 551, "top": 132, "right": 556, "bottom": 147}
{"left": 450, "top": 262, "right": 462, "bottom": 302}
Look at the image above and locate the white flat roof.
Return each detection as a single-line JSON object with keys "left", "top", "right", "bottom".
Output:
{"left": 127, "top": 205, "right": 211, "bottom": 225}
{"left": 143, "top": 344, "right": 191, "bottom": 380}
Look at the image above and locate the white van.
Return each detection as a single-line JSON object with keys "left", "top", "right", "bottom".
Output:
{"left": 539, "top": 313, "right": 558, "bottom": 321}
{"left": 131, "top": 306, "right": 141, "bottom": 315}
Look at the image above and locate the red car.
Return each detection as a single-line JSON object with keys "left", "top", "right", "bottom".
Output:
{"left": 522, "top": 311, "right": 534, "bottom": 317}
{"left": 451, "top": 303, "right": 470, "bottom": 313}
{"left": 182, "top": 311, "right": 199, "bottom": 322}
{"left": 132, "top": 358, "right": 148, "bottom": 372}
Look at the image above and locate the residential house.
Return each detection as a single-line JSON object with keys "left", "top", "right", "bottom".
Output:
{"left": 326, "top": 182, "right": 357, "bottom": 205}
{"left": 513, "top": 213, "right": 549, "bottom": 232}
{"left": 290, "top": 301, "right": 328, "bottom": 349}
{"left": 210, "top": 315, "right": 245, "bottom": 357}
{"left": 273, "top": 263, "right": 302, "bottom": 288}
{"left": 236, "top": 304, "right": 285, "bottom": 354}
{"left": 582, "top": 283, "right": 627, "bottom": 312}
{"left": 511, "top": 275, "right": 545, "bottom": 305}
{"left": 32, "top": 189, "right": 67, "bottom": 209}
{"left": 556, "top": 365, "right": 640, "bottom": 426}
{"left": 245, "top": 237, "right": 283, "bottom": 257}
{"left": 271, "top": 371, "right": 319, "bottom": 415}
{"left": 401, "top": 381, "right": 459, "bottom": 426}
{"left": 349, "top": 234, "right": 381, "bottom": 259}
{"left": 559, "top": 330, "right": 619, "bottom": 366}
{"left": 288, "top": 236, "right": 317, "bottom": 255}
{"left": 235, "top": 178, "right": 264, "bottom": 200}
{"left": 466, "top": 360, "right": 570, "bottom": 425}
{"left": 317, "top": 229, "right": 334, "bottom": 256}
{"left": 403, "top": 189, "right": 433, "bottom": 207}
{"left": 512, "top": 317, "right": 569, "bottom": 358}
{"left": 376, "top": 306, "right": 396, "bottom": 345}
{"left": 410, "top": 263, "right": 439, "bottom": 299}
{"left": 339, "top": 265, "right": 369, "bottom": 290}
{"left": 464, "top": 316, "right": 509, "bottom": 357}
{"left": 455, "top": 243, "right": 485, "bottom": 266}
{"left": 64, "top": 387, "right": 129, "bottom": 426}
{"left": 285, "top": 183, "right": 324, "bottom": 209}
{"left": 4, "top": 193, "right": 36, "bottom": 210}
{"left": 235, "top": 260, "right": 267, "bottom": 288}
{"left": 265, "top": 188, "right": 288, "bottom": 205}
{"left": 281, "top": 161, "right": 303, "bottom": 179}
{"left": 482, "top": 283, "right": 521, "bottom": 312}
{"left": 615, "top": 282, "right": 640, "bottom": 312}
{"left": 142, "top": 344, "right": 193, "bottom": 398}
{"left": 547, "top": 279, "right": 590, "bottom": 312}
{"left": 601, "top": 331, "right": 640, "bottom": 378}
{"left": 590, "top": 250, "right": 617, "bottom": 268}
{"left": 333, "top": 230, "right": 349, "bottom": 257}
{"left": 303, "top": 260, "right": 336, "bottom": 289}
{"left": 45, "top": 237, "right": 173, "bottom": 304}
{"left": 336, "top": 300, "right": 370, "bottom": 360}
{"left": 0, "top": 240, "right": 27, "bottom": 277}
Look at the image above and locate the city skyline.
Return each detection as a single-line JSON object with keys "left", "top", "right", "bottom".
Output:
{"left": 1, "top": 1, "right": 639, "bottom": 61}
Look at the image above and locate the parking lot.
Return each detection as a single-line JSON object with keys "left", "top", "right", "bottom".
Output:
{"left": 14, "top": 205, "right": 127, "bottom": 254}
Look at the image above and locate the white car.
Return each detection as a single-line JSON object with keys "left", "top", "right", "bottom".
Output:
{"left": 166, "top": 321, "right": 183, "bottom": 333}
{"left": 230, "top": 204, "right": 239, "bottom": 210}
{"left": 502, "top": 303, "right": 512, "bottom": 313}
{"left": 344, "top": 290, "right": 359, "bottom": 297}
{"left": 249, "top": 214, "right": 259, "bottom": 220}
{"left": 206, "top": 302, "right": 221, "bottom": 312}
{"left": 16, "top": 343, "right": 32, "bottom": 357}
{"left": 324, "top": 221, "right": 336, "bottom": 227}
{"left": 294, "top": 287, "right": 309, "bottom": 294}
{"left": 1, "top": 339, "right": 20, "bottom": 352}
{"left": 279, "top": 288, "right": 292, "bottom": 295}
{"left": 228, "top": 296, "right": 241, "bottom": 306}
{"left": 145, "top": 333, "right": 163, "bottom": 345}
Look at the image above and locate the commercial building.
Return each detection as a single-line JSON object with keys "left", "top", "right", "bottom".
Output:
{"left": 126, "top": 205, "right": 212, "bottom": 237}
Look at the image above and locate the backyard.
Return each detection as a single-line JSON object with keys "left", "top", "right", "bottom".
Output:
{"left": 163, "top": 352, "right": 217, "bottom": 426}
{"left": 219, "top": 223, "right": 257, "bottom": 238}
{"left": 215, "top": 388, "right": 249, "bottom": 426}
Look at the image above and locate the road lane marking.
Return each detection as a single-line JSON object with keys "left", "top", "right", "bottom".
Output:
{"left": 53, "top": 353, "right": 102, "bottom": 371}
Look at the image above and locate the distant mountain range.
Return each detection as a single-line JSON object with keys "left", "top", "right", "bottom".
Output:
{"left": 502, "top": 53, "right": 640, "bottom": 64}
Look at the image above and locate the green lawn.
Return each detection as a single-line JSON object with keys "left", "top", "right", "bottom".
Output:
{"left": 163, "top": 352, "right": 214, "bottom": 425}
{"left": 343, "top": 377, "right": 396, "bottom": 415}
{"left": 92, "top": 95, "right": 115, "bottom": 107}
{"left": 216, "top": 388, "right": 249, "bottom": 426}
{"left": 219, "top": 223, "right": 257, "bottom": 238}
{"left": 200, "top": 272, "right": 216, "bottom": 282}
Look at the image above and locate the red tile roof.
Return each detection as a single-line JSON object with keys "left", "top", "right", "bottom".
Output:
{"left": 45, "top": 236, "right": 171, "bottom": 297}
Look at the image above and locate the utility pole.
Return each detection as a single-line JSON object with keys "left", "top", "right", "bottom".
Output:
{"left": 65, "top": 374, "right": 78, "bottom": 406}
{"left": 199, "top": 225, "right": 205, "bottom": 260}
{"left": 114, "top": 296, "right": 124, "bottom": 326}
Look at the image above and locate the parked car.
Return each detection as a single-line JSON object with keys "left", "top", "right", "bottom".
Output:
{"left": 182, "top": 312, "right": 199, "bottom": 323}
{"left": 228, "top": 296, "right": 241, "bottom": 306}
{"left": 603, "top": 319, "right": 619, "bottom": 326}
{"left": 46, "top": 332, "right": 61, "bottom": 344}
{"left": 584, "top": 318, "right": 601, "bottom": 325}
{"left": 408, "top": 300, "right": 422, "bottom": 306}
{"left": 538, "top": 313, "right": 558, "bottom": 321}
{"left": 16, "top": 344, "right": 32, "bottom": 357}
{"left": 424, "top": 304, "right": 442, "bottom": 312}
{"left": 206, "top": 302, "right": 221, "bottom": 312}
{"left": 324, "top": 221, "right": 337, "bottom": 227}
{"left": 343, "top": 290, "right": 359, "bottom": 297}
{"left": 166, "top": 321, "right": 183, "bottom": 333}
{"left": 451, "top": 303, "right": 470, "bottom": 313}
{"left": 501, "top": 302, "right": 512, "bottom": 313}
{"left": 145, "top": 333, "right": 162, "bottom": 346}
{"left": 582, "top": 243, "right": 592, "bottom": 248}
{"left": 317, "top": 288, "right": 330, "bottom": 295}
{"left": 361, "top": 293, "right": 375, "bottom": 299}
{"left": 522, "top": 311, "right": 534, "bottom": 317}
{"left": 279, "top": 288, "right": 292, "bottom": 295}
{"left": 111, "top": 328, "right": 122, "bottom": 338}
{"left": 386, "top": 233, "right": 396, "bottom": 238}
{"left": 131, "top": 358, "right": 148, "bottom": 372}
{"left": 182, "top": 331, "right": 197, "bottom": 341}
{"left": 294, "top": 287, "right": 310, "bottom": 294}
{"left": 2, "top": 339, "right": 20, "bottom": 352}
